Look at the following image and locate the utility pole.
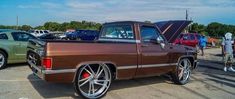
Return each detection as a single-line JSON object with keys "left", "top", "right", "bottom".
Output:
{"left": 16, "top": 15, "right": 19, "bottom": 30}
{"left": 186, "top": 10, "right": 188, "bottom": 20}
{"left": 185, "top": 10, "right": 189, "bottom": 33}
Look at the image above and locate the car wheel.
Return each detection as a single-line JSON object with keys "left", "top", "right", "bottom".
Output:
{"left": 171, "top": 58, "right": 192, "bottom": 85}
{"left": 74, "top": 64, "right": 112, "bottom": 99}
{"left": 0, "top": 51, "right": 7, "bottom": 70}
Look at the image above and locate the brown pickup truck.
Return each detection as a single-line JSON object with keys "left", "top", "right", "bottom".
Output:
{"left": 27, "top": 21, "right": 198, "bottom": 99}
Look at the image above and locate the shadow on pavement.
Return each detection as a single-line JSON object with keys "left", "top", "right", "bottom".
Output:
{"left": 6, "top": 63, "right": 28, "bottom": 68}
{"left": 28, "top": 74, "right": 172, "bottom": 99}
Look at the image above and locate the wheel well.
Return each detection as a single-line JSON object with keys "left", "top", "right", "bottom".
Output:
{"left": 105, "top": 63, "right": 117, "bottom": 80}
{"left": 0, "top": 49, "right": 8, "bottom": 58}
{"left": 181, "top": 57, "right": 194, "bottom": 68}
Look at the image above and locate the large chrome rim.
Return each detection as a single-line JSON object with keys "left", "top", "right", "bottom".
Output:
{"left": 178, "top": 59, "right": 191, "bottom": 82}
{"left": 0, "top": 54, "right": 5, "bottom": 67}
{"left": 77, "top": 64, "right": 111, "bottom": 98}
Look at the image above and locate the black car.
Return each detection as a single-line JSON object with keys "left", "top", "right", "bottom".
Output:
{"left": 66, "top": 30, "right": 99, "bottom": 40}
{"left": 38, "top": 33, "right": 59, "bottom": 40}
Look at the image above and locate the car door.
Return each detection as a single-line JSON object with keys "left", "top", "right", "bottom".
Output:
{"left": 11, "top": 32, "right": 37, "bottom": 61}
{"left": 136, "top": 26, "right": 172, "bottom": 77}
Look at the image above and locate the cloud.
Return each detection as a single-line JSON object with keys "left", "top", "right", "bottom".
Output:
{"left": 66, "top": 1, "right": 103, "bottom": 9}
{"left": 15, "top": 0, "right": 235, "bottom": 25}
{"left": 18, "top": 5, "right": 40, "bottom": 9}
{"left": 40, "top": 2, "right": 61, "bottom": 9}
{"left": 18, "top": 2, "right": 61, "bottom": 9}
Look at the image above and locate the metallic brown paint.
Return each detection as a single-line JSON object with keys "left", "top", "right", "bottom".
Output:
{"left": 27, "top": 21, "right": 197, "bottom": 83}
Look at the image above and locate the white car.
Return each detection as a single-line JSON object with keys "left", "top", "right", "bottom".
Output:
{"left": 29, "top": 30, "right": 49, "bottom": 37}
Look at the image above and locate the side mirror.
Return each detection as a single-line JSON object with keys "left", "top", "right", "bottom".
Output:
{"left": 150, "top": 38, "right": 159, "bottom": 44}
{"left": 150, "top": 37, "right": 164, "bottom": 44}
{"left": 150, "top": 37, "right": 165, "bottom": 48}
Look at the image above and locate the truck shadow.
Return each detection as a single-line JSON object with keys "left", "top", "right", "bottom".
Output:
{"left": 27, "top": 74, "right": 172, "bottom": 99}
{"left": 6, "top": 63, "right": 27, "bottom": 68}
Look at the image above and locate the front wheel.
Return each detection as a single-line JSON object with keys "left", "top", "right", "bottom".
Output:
{"left": 0, "top": 51, "right": 7, "bottom": 70}
{"left": 171, "top": 58, "right": 192, "bottom": 85}
{"left": 74, "top": 64, "right": 112, "bottom": 99}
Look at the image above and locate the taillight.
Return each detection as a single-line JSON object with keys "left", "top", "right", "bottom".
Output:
{"left": 43, "top": 58, "right": 52, "bottom": 70}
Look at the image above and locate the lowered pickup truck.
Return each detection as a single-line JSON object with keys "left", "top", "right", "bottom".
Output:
{"left": 27, "top": 21, "right": 197, "bottom": 99}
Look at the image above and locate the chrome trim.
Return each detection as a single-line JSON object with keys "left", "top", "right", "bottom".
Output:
{"left": 117, "top": 65, "right": 137, "bottom": 69}
{"left": 99, "top": 38, "right": 140, "bottom": 43}
{"left": 117, "top": 63, "right": 177, "bottom": 70}
{"left": 141, "top": 63, "right": 178, "bottom": 68}
{"left": 44, "top": 69, "right": 76, "bottom": 74}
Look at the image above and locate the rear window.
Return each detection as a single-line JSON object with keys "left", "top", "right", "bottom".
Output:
{"left": 0, "top": 34, "right": 8, "bottom": 40}
{"left": 44, "top": 31, "right": 49, "bottom": 33}
{"left": 101, "top": 25, "right": 134, "bottom": 39}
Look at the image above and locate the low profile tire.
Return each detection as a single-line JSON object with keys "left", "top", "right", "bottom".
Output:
{"left": 171, "top": 58, "right": 192, "bottom": 85}
{"left": 74, "top": 64, "right": 112, "bottom": 99}
{"left": 0, "top": 51, "right": 7, "bottom": 70}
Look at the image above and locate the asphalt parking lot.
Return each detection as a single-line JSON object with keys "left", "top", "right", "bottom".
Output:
{"left": 0, "top": 48, "right": 234, "bottom": 99}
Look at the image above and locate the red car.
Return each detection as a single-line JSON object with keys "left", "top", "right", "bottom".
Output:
{"left": 174, "top": 33, "right": 201, "bottom": 47}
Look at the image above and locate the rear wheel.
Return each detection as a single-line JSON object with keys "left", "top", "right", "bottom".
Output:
{"left": 74, "top": 64, "right": 112, "bottom": 99}
{"left": 0, "top": 51, "right": 7, "bottom": 70}
{"left": 171, "top": 58, "right": 192, "bottom": 85}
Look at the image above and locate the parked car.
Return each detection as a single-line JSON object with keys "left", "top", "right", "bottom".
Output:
{"left": 0, "top": 30, "right": 37, "bottom": 69}
{"left": 27, "top": 21, "right": 197, "bottom": 99}
{"left": 29, "top": 30, "right": 49, "bottom": 37}
{"left": 173, "top": 33, "right": 201, "bottom": 47}
{"left": 38, "top": 33, "right": 60, "bottom": 40}
{"left": 0, "top": 29, "right": 15, "bottom": 32}
{"left": 66, "top": 30, "right": 99, "bottom": 40}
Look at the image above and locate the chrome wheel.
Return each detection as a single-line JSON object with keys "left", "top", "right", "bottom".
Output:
{"left": 76, "top": 64, "right": 112, "bottom": 99}
{"left": 0, "top": 53, "right": 5, "bottom": 68}
{"left": 178, "top": 58, "right": 191, "bottom": 82}
{"left": 28, "top": 53, "right": 37, "bottom": 65}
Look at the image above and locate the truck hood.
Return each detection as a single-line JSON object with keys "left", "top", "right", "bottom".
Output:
{"left": 154, "top": 20, "right": 192, "bottom": 43}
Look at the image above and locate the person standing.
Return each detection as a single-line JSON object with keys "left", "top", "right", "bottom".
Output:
{"left": 199, "top": 34, "right": 207, "bottom": 56}
{"left": 222, "top": 32, "right": 235, "bottom": 72}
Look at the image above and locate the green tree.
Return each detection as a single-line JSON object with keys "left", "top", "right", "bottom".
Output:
{"left": 44, "top": 22, "right": 61, "bottom": 31}
{"left": 21, "top": 25, "right": 32, "bottom": 31}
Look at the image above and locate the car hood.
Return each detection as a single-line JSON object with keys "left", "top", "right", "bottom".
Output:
{"left": 154, "top": 20, "right": 192, "bottom": 43}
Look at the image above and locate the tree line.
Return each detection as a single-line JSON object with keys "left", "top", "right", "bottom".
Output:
{"left": 0, "top": 21, "right": 102, "bottom": 32}
{"left": 1, "top": 21, "right": 235, "bottom": 38}
{"left": 189, "top": 22, "right": 235, "bottom": 38}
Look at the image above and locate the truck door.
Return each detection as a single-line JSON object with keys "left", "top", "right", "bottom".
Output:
{"left": 136, "top": 25, "right": 172, "bottom": 77}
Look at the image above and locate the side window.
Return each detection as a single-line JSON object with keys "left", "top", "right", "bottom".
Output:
{"left": 101, "top": 25, "right": 134, "bottom": 39}
{"left": 0, "top": 34, "right": 8, "bottom": 40}
{"left": 36, "top": 31, "right": 39, "bottom": 34}
{"left": 183, "top": 34, "right": 189, "bottom": 40}
{"left": 12, "top": 32, "right": 36, "bottom": 41}
{"left": 190, "top": 34, "right": 195, "bottom": 40}
{"left": 140, "top": 26, "right": 160, "bottom": 43}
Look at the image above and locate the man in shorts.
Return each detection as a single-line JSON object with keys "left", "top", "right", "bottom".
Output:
{"left": 222, "top": 32, "right": 235, "bottom": 72}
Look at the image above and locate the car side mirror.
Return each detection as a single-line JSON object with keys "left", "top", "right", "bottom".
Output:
{"left": 150, "top": 38, "right": 159, "bottom": 44}
{"left": 150, "top": 37, "right": 165, "bottom": 48}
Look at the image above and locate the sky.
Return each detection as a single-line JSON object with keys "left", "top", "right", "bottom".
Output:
{"left": 0, "top": 0, "right": 235, "bottom": 27}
